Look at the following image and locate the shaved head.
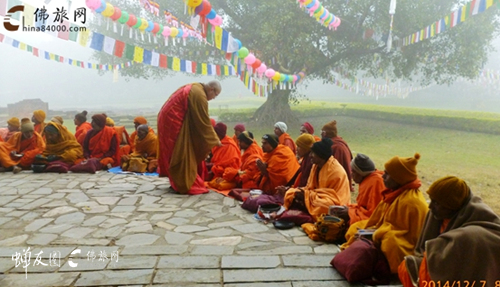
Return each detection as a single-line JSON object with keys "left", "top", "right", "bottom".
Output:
{"left": 207, "top": 80, "right": 222, "bottom": 94}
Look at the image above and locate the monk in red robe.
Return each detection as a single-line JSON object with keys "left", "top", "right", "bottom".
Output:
{"left": 157, "top": 81, "right": 221, "bottom": 195}
{"left": 321, "top": 120, "right": 353, "bottom": 191}
{"left": 232, "top": 124, "right": 245, "bottom": 146}
{"left": 274, "top": 121, "right": 296, "bottom": 155}
{"left": 74, "top": 111, "right": 92, "bottom": 146}
{"left": 82, "top": 114, "right": 119, "bottom": 168}
{"left": 32, "top": 110, "right": 47, "bottom": 138}
{"left": 208, "top": 123, "right": 242, "bottom": 190}
{"left": 300, "top": 122, "right": 321, "bottom": 141}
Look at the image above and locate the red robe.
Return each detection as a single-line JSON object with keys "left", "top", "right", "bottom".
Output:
{"left": 83, "top": 126, "right": 119, "bottom": 166}
{"left": 157, "top": 83, "right": 219, "bottom": 194}
{"left": 329, "top": 136, "right": 353, "bottom": 190}
{"left": 75, "top": 122, "right": 92, "bottom": 146}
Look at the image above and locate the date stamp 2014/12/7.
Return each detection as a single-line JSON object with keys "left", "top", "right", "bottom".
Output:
{"left": 422, "top": 280, "right": 500, "bottom": 287}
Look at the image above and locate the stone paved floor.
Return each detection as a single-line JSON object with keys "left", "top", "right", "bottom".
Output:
{"left": 0, "top": 171, "right": 398, "bottom": 287}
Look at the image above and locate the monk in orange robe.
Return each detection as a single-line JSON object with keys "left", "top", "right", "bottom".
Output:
{"left": 207, "top": 123, "right": 242, "bottom": 190}
{"left": 348, "top": 154, "right": 385, "bottom": 223}
{"left": 82, "top": 114, "right": 119, "bottom": 168}
{"left": 0, "top": 117, "right": 20, "bottom": 142}
{"left": 256, "top": 134, "right": 300, "bottom": 194}
{"left": 5, "top": 118, "right": 46, "bottom": 170}
{"left": 300, "top": 122, "right": 321, "bottom": 141}
{"left": 120, "top": 116, "right": 154, "bottom": 157}
{"left": 121, "top": 124, "right": 158, "bottom": 172}
{"left": 106, "top": 117, "right": 131, "bottom": 146}
{"left": 222, "top": 131, "right": 263, "bottom": 189}
{"left": 284, "top": 138, "right": 351, "bottom": 221}
{"left": 42, "top": 121, "right": 83, "bottom": 164}
{"left": 74, "top": 110, "right": 92, "bottom": 145}
{"left": 274, "top": 121, "right": 296, "bottom": 155}
{"left": 32, "top": 110, "right": 47, "bottom": 137}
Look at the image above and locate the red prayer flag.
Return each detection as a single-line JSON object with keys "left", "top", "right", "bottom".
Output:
{"left": 216, "top": 65, "right": 221, "bottom": 76}
{"left": 59, "top": 56, "right": 64, "bottom": 63}
{"left": 225, "top": 53, "right": 232, "bottom": 60}
{"left": 114, "top": 40, "right": 125, "bottom": 58}
{"left": 191, "top": 61, "right": 197, "bottom": 73}
{"left": 159, "top": 54, "right": 167, "bottom": 68}
{"left": 0, "top": 34, "right": 4, "bottom": 43}
{"left": 32, "top": 47, "right": 38, "bottom": 56}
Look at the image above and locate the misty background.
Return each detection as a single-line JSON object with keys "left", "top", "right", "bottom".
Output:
{"left": 1, "top": 2, "right": 499, "bottom": 114}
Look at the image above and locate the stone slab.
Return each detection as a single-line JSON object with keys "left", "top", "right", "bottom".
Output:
{"left": 120, "top": 245, "right": 188, "bottom": 255}
{"left": 191, "top": 246, "right": 234, "bottom": 255}
{"left": 106, "top": 256, "right": 157, "bottom": 270}
{"left": 59, "top": 258, "right": 109, "bottom": 271}
{"left": 157, "top": 256, "right": 219, "bottom": 269}
{"left": 154, "top": 269, "right": 221, "bottom": 283}
{"left": 115, "top": 234, "right": 160, "bottom": 246}
{"left": 282, "top": 255, "right": 335, "bottom": 267}
{"left": 75, "top": 269, "right": 153, "bottom": 286}
{"left": 223, "top": 268, "right": 343, "bottom": 282}
{"left": 237, "top": 246, "right": 313, "bottom": 255}
{"left": 222, "top": 256, "right": 281, "bottom": 269}
{"left": 0, "top": 272, "right": 80, "bottom": 287}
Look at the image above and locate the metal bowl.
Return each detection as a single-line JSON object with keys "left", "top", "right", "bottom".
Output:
{"left": 31, "top": 164, "right": 46, "bottom": 173}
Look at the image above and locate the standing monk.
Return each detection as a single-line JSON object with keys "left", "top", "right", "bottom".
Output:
{"left": 32, "top": 110, "right": 47, "bottom": 137}
{"left": 157, "top": 81, "right": 222, "bottom": 195}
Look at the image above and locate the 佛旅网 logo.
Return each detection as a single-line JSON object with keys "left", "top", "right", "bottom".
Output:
{"left": 3, "top": 5, "right": 24, "bottom": 31}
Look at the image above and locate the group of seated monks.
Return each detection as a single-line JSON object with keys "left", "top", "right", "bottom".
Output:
{"left": 0, "top": 110, "right": 158, "bottom": 173}
{"left": 203, "top": 120, "right": 500, "bottom": 285}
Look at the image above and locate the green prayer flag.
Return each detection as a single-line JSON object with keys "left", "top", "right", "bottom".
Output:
{"left": 69, "top": 24, "right": 79, "bottom": 42}
{"left": 124, "top": 44, "right": 134, "bottom": 60}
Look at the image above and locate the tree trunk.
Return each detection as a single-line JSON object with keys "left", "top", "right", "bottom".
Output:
{"left": 250, "top": 89, "right": 299, "bottom": 127}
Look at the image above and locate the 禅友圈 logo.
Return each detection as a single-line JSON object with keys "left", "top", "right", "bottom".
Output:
{"left": 3, "top": 5, "right": 24, "bottom": 31}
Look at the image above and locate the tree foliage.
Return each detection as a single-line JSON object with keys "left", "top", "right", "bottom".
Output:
{"left": 92, "top": 0, "right": 500, "bottom": 124}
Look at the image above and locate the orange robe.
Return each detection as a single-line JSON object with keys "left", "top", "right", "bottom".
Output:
{"left": 114, "top": 126, "right": 130, "bottom": 146}
{"left": 313, "top": 135, "right": 321, "bottom": 142}
{"left": 258, "top": 144, "right": 300, "bottom": 194}
{"left": 219, "top": 142, "right": 264, "bottom": 189}
{"left": 284, "top": 156, "right": 351, "bottom": 221}
{"left": 7, "top": 131, "right": 46, "bottom": 168}
{"left": 75, "top": 122, "right": 92, "bottom": 146}
{"left": 208, "top": 136, "right": 241, "bottom": 190}
{"left": 279, "top": 133, "right": 296, "bottom": 155}
{"left": 84, "top": 126, "right": 120, "bottom": 166}
{"left": 123, "top": 127, "right": 155, "bottom": 156}
{"left": 131, "top": 131, "right": 158, "bottom": 159}
{"left": 348, "top": 170, "right": 385, "bottom": 224}
{"left": 0, "top": 142, "right": 17, "bottom": 168}
{"left": 34, "top": 122, "right": 47, "bottom": 138}
{"left": 43, "top": 122, "right": 83, "bottom": 164}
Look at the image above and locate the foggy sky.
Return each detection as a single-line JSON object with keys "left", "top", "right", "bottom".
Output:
{"left": 1, "top": 8, "right": 499, "bottom": 112}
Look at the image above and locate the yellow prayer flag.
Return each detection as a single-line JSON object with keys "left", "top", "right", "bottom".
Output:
{"left": 430, "top": 24, "right": 435, "bottom": 37}
{"left": 215, "top": 26, "right": 223, "bottom": 50}
{"left": 223, "top": 65, "right": 229, "bottom": 76}
{"left": 19, "top": 42, "right": 26, "bottom": 51}
{"left": 72, "top": 60, "right": 78, "bottom": 66}
{"left": 244, "top": 73, "right": 249, "bottom": 87}
{"left": 201, "top": 63, "right": 208, "bottom": 75}
{"left": 420, "top": 29, "right": 424, "bottom": 40}
{"left": 172, "top": 57, "right": 181, "bottom": 71}
{"left": 460, "top": 6, "right": 467, "bottom": 22}
{"left": 23, "top": 4, "right": 35, "bottom": 27}
{"left": 49, "top": 53, "right": 55, "bottom": 60}
{"left": 133, "top": 46, "right": 144, "bottom": 63}
{"left": 445, "top": 16, "right": 449, "bottom": 26}
{"left": 486, "top": 0, "right": 493, "bottom": 8}
{"left": 79, "top": 30, "right": 90, "bottom": 47}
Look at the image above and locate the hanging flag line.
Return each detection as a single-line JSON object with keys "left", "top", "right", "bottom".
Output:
{"left": 401, "top": 0, "right": 500, "bottom": 47}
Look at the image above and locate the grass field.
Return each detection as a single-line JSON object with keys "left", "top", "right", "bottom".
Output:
{"left": 53, "top": 104, "right": 500, "bottom": 214}
{"left": 232, "top": 114, "right": 500, "bottom": 214}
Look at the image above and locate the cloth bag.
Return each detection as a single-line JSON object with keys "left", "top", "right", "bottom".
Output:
{"left": 302, "top": 214, "right": 345, "bottom": 242}
{"left": 331, "top": 237, "right": 391, "bottom": 285}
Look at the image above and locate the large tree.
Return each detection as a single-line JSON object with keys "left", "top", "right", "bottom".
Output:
{"left": 93, "top": 0, "right": 500, "bottom": 124}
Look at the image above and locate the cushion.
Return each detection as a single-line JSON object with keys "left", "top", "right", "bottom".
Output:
{"left": 44, "top": 161, "right": 70, "bottom": 173}
{"left": 70, "top": 158, "right": 102, "bottom": 174}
